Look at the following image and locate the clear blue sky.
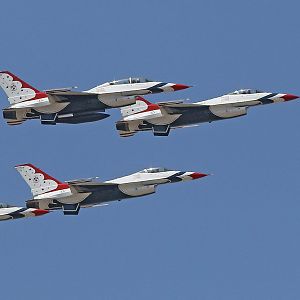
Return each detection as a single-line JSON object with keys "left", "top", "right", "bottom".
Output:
{"left": 1, "top": 0, "right": 300, "bottom": 299}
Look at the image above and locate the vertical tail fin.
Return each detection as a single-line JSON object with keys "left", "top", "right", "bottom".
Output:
{"left": 120, "top": 96, "right": 162, "bottom": 121}
{"left": 0, "top": 71, "right": 49, "bottom": 108}
{"left": 15, "top": 164, "right": 69, "bottom": 197}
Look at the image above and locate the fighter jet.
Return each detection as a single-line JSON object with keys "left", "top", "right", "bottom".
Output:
{"left": 0, "top": 71, "right": 190, "bottom": 125}
{"left": 0, "top": 203, "right": 48, "bottom": 221}
{"left": 116, "top": 89, "right": 299, "bottom": 137}
{"left": 15, "top": 164, "right": 208, "bottom": 215}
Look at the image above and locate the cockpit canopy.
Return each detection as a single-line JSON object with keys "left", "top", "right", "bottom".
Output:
{"left": 109, "top": 77, "right": 154, "bottom": 85}
{"left": 140, "top": 167, "right": 172, "bottom": 173}
{"left": 0, "top": 203, "right": 13, "bottom": 208}
{"left": 228, "top": 89, "right": 264, "bottom": 95}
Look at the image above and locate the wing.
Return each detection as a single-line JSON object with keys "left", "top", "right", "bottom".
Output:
{"left": 69, "top": 181, "right": 117, "bottom": 193}
{"left": 158, "top": 102, "right": 200, "bottom": 114}
{"left": 72, "top": 179, "right": 161, "bottom": 200}
{"left": 47, "top": 90, "right": 99, "bottom": 101}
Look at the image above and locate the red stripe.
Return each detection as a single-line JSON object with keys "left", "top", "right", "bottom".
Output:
{"left": 1, "top": 71, "right": 48, "bottom": 101}
{"left": 135, "top": 96, "right": 160, "bottom": 113}
{"left": 32, "top": 92, "right": 48, "bottom": 100}
{"left": 144, "top": 104, "right": 160, "bottom": 112}
{"left": 37, "top": 184, "right": 70, "bottom": 196}
{"left": 16, "top": 92, "right": 48, "bottom": 103}
{"left": 15, "top": 164, "right": 66, "bottom": 185}
{"left": 32, "top": 209, "right": 49, "bottom": 216}
{"left": 54, "top": 183, "right": 70, "bottom": 191}
{"left": 1, "top": 71, "right": 42, "bottom": 94}
{"left": 135, "top": 96, "right": 152, "bottom": 104}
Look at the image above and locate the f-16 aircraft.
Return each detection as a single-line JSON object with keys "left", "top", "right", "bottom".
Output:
{"left": 0, "top": 71, "right": 190, "bottom": 125}
{"left": 116, "top": 89, "right": 299, "bottom": 137}
{"left": 15, "top": 164, "right": 208, "bottom": 215}
{"left": 0, "top": 203, "right": 48, "bottom": 221}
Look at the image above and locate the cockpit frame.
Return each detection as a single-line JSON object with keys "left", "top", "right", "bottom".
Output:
{"left": 228, "top": 89, "right": 264, "bottom": 95}
{"left": 109, "top": 77, "right": 154, "bottom": 85}
{"left": 140, "top": 167, "right": 172, "bottom": 173}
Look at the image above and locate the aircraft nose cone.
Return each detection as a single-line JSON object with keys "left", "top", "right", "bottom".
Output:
{"left": 172, "top": 84, "right": 191, "bottom": 91}
{"left": 32, "top": 209, "right": 49, "bottom": 216}
{"left": 190, "top": 172, "right": 209, "bottom": 179}
{"left": 282, "top": 94, "right": 299, "bottom": 101}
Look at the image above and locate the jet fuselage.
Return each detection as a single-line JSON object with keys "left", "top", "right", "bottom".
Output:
{"left": 116, "top": 90, "right": 299, "bottom": 136}
{"left": 0, "top": 71, "right": 190, "bottom": 125}
{"left": 16, "top": 164, "right": 207, "bottom": 214}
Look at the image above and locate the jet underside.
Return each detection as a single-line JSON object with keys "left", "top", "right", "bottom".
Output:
{"left": 140, "top": 105, "right": 223, "bottom": 130}
{"left": 41, "top": 185, "right": 132, "bottom": 211}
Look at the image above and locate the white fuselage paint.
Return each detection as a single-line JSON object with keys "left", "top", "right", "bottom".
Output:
{"left": 11, "top": 97, "right": 50, "bottom": 109}
{"left": 195, "top": 93, "right": 285, "bottom": 106}
{"left": 105, "top": 170, "right": 197, "bottom": 197}
{"left": 86, "top": 82, "right": 174, "bottom": 95}
{"left": 85, "top": 82, "right": 178, "bottom": 108}
{"left": 105, "top": 171, "right": 175, "bottom": 184}
{"left": 33, "top": 192, "right": 91, "bottom": 210}
{"left": 105, "top": 170, "right": 195, "bottom": 185}
{"left": 124, "top": 109, "right": 163, "bottom": 121}
{"left": 34, "top": 188, "right": 73, "bottom": 200}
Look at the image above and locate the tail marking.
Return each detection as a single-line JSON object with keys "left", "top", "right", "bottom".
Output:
{"left": 15, "top": 164, "right": 70, "bottom": 198}
{"left": 0, "top": 71, "right": 49, "bottom": 108}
